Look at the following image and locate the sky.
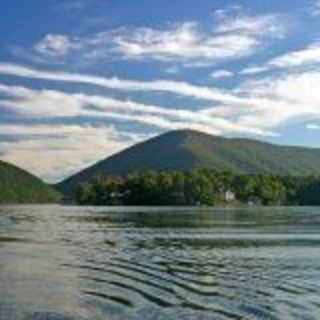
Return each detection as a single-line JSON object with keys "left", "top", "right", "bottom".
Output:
{"left": 1, "top": 0, "right": 320, "bottom": 182}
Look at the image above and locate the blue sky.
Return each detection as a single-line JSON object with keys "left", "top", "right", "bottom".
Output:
{"left": 1, "top": 0, "right": 320, "bottom": 181}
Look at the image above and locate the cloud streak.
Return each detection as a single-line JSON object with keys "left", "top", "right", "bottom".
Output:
{"left": 240, "top": 42, "right": 320, "bottom": 74}
{"left": 0, "top": 83, "right": 273, "bottom": 136}
{"left": 269, "top": 43, "right": 320, "bottom": 68}
{"left": 27, "top": 11, "right": 286, "bottom": 67}
{"left": 210, "top": 69, "right": 234, "bottom": 79}
{"left": 0, "top": 62, "right": 249, "bottom": 105}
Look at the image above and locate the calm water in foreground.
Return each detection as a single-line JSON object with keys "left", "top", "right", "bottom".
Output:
{"left": 0, "top": 206, "right": 319, "bottom": 320}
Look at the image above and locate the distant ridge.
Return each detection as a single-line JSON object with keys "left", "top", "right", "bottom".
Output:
{"left": 57, "top": 129, "right": 320, "bottom": 198}
{"left": 0, "top": 160, "right": 61, "bottom": 204}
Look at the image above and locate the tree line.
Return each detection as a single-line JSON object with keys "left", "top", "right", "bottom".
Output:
{"left": 75, "top": 169, "right": 320, "bottom": 206}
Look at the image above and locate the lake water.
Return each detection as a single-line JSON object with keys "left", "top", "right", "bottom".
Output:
{"left": 0, "top": 206, "right": 319, "bottom": 320}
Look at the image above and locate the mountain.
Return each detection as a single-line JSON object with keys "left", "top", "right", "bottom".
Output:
{"left": 57, "top": 129, "right": 320, "bottom": 198}
{"left": 0, "top": 160, "right": 62, "bottom": 204}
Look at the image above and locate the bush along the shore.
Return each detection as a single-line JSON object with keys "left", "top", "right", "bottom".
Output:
{"left": 75, "top": 169, "right": 320, "bottom": 206}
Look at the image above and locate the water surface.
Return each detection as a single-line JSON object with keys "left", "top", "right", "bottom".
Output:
{"left": 0, "top": 206, "right": 319, "bottom": 319}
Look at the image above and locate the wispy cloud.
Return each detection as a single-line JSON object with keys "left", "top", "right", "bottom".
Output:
{"left": 210, "top": 69, "right": 234, "bottom": 79}
{"left": 237, "top": 71, "right": 320, "bottom": 129}
{"left": 306, "top": 123, "right": 320, "bottom": 130}
{"left": 3, "top": 62, "right": 320, "bottom": 136}
{"left": 268, "top": 43, "right": 320, "bottom": 68}
{"left": 4, "top": 59, "right": 320, "bottom": 128}
{"left": 0, "top": 62, "right": 248, "bottom": 105}
{"left": 34, "top": 34, "right": 79, "bottom": 57}
{"left": 25, "top": 10, "right": 286, "bottom": 68}
{"left": 108, "top": 12, "right": 285, "bottom": 66}
{"left": 309, "top": 0, "right": 320, "bottom": 16}
{"left": 240, "top": 42, "right": 320, "bottom": 75}
{"left": 214, "top": 12, "right": 285, "bottom": 37}
{"left": 239, "top": 66, "right": 269, "bottom": 75}
{"left": 113, "top": 21, "right": 258, "bottom": 64}
{"left": 0, "top": 83, "right": 272, "bottom": 136}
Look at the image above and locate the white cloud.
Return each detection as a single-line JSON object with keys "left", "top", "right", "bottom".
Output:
{"left": 114, "top": 13, "right": 285, "bottom": 65}
{"left": 0, "top": 124, "right": 88, "bottom": 136}
{"left": 164, "top": 66, "right": 180, "bottom": 74}
{"left": 0, "top": 84, "right": 82, "bottom": 117}
{"left": 306, "top": 123, "right": 320, "bottom": 130}
{"left": 115, "top": 22, "right": 257, "bottom": 63}
{"left": 236, "top": 71, "right": 320, "bottom": 130}
{"left": 3, "top": 63, "right": 320, "bottom": 138}
{"left": 215, "top": 13, "right": 285, "bottom": 38}
{"left": 34, "top": 34, "right": 77, "bottom": 57}
{"left": 210, "top": 69, "right": 234, "bottom": 79}
{"left": 239, "top": 66, "right": 268, "bottom": 75}
{"left": 0, "top": 62, "right": 249, "bottom": 105}
{"left": 0, "top": 83, "right": 272, "bottom": 137}
{"left": 25, "top": 11, "right": 286, "bottom": 67}
{"left": 268, "top": 43, "right": 320, "bottom": 68}
{"left": 5, "top": 63, "right": 320, "bottom": 135}
{"left": 240, "top": 42, "right": 320, "bottom": 75}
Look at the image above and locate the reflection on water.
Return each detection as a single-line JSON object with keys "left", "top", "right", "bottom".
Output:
{"left": 0, "top": 206, "right": 319, "bottom": 319}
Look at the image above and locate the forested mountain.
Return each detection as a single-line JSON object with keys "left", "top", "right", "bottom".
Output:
{"left": 0, "top": 160, "right": 61, "bottom": 204}
{"left": 57, "top": 129, "right": 320, "bottom": 198}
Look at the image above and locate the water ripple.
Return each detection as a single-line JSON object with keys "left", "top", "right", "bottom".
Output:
{"left": 0, "top": 206, "right": 320, "bottom": 319}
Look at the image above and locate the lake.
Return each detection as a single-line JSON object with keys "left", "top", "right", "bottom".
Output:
{"left": 0, "top": 206, "right": 319, "bottom": 320}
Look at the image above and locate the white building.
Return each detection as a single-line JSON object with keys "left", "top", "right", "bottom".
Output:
{"left": 221, "top": 190, "right": 235, "bottom": 202}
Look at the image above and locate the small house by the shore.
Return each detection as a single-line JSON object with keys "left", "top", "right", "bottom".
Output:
{"left": 220, "top": 189, "right": 235, "bottom": 202}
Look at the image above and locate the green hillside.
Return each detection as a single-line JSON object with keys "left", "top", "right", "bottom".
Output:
{"left": 0, "top": 160, "right": 62, "bottom": 204}
{"left": 57, "top": 129, "right": 320, "bottom": 198}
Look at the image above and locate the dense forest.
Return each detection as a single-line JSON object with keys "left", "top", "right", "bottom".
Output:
{"left": 75, "top": 169, "right": 320, "bottom": 206}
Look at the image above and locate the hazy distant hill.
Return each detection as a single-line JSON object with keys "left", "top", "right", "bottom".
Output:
{"left": 57, "top": 129, "right": 320, "bottom": 198}
{"left": 0, "top": 160, "right": 61, "bottom": 204}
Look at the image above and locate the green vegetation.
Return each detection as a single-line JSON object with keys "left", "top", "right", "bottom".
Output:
{"left": 0, "top": 160, "right": 62, "bottom": 204}
{"left": 75, "top": 169, "right": 320, "bottom": 206}
{"left": 58, "top": 129, "right": 320, "bottom": 199}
